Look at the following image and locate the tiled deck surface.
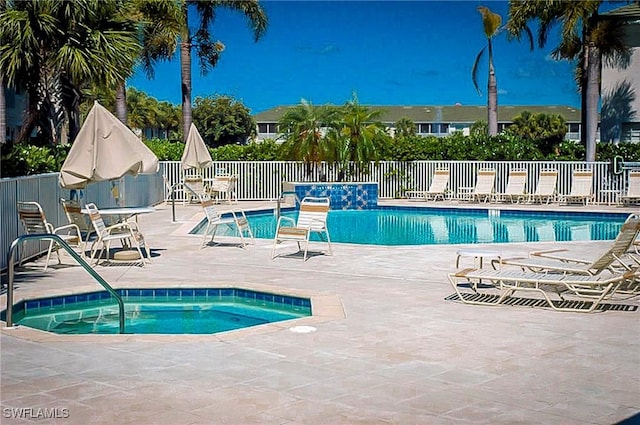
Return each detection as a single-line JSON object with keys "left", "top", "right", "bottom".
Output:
{"left": 1, "top": 199, "right": 639, "bottom": 424}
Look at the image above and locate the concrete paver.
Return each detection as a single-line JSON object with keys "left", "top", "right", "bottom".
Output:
{"left": 1, "top": 200, "right": 639, "bottom": 424}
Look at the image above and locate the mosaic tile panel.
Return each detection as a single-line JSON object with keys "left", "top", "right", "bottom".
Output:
{"left": 291, "top": 182, "right": 378, "bottom": 210}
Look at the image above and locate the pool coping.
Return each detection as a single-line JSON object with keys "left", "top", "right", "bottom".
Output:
{"left": 0, "top": 281, "right": 345, "bottom": 343}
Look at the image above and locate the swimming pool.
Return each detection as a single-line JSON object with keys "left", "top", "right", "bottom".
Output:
{"left": 7, "top": 288, "right": 312, "bottom": 335}
{"left": 192, "top": 207, "right": 629, "bottom": 245}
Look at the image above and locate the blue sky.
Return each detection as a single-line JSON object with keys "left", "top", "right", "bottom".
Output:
{"left": 127, "top": 0, "right": 581, "bottom": 114}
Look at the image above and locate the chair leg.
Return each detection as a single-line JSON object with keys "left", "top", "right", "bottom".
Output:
{"left": 324, "top": 230, "right": 333, "bottom": 256}
{"left": 43, "top": 240, "right": 55, "bottom": 271}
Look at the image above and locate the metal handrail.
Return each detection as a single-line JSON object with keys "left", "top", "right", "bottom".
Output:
{"left": 170, "top": 182, "right": 186, "bottom": 223}
{"left": 275, "top": 191, "right": 301, "bottom": 219}
{"left": 5, "top": 234, "right": 125, "bottom": 333}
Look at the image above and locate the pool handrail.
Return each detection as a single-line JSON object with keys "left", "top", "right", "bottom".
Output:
{"left": 5, "top": 234, "right": 125, "bottom": 333}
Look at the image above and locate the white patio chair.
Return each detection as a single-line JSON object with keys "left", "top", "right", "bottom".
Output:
{"left": 199, "top": 194, "right": 254, "bottom": 248}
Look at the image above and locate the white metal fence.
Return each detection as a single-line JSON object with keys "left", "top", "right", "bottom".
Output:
{"left": 161, "top": 160, "right": 627, "bottom": 203}
{"left": 1, "top": 160, "right": 634, "bottom": 272}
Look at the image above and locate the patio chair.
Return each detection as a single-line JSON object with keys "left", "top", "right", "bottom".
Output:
{"left": 529, "top": 170, "right": 558, "bottom": 204}
{"left": 405, "top": 169, "right": 449, "bottom": 201}
{"left": 183, "top": 175, "right": 206, "bottom": 204}
{"left": 620, "top": 171, "right": 640, "bottom": 206}
{"left": 448, "top": 267, "right": 638, "bottom": 313}
{"left": 498, "top": 217, "right": 640, "bottom": 276}
{"left": 199, "top": 194, "right": 254, "bottom": 248}
{"left": 558, "top": 169, "right": 594, "bottom": 205}
{"left": 85, "top": 203, "right": 150, "bottom": 266}
{"left": 272, "top": 196, "right": 333, "bottom": 261}
{"left": 60, "top": 198, "right": 94, "bottom": 253}
{"left": 207, "top": 174, "right": 238, "bottom": 204}
{"left": 493, "top": 169, "right": 527, "bottom": 203}
{"left": 470, "top": 168, "right": 496, "bottom": 203}
{"left": 17, "top": 201, "right": 82, "bottom": 271}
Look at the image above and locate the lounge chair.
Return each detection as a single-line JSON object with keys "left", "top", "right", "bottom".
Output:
{"left": 85, "top": 203, "right": 150, "bottom": 266}
{"left": 498, "top": 217, "right": 640, "bottom": 275}
{"left": 272, "top": 196, "right": 332, "bottom": 261}
{"left": 620, "top": 171, "right": 640, "bottom": 206}
{"left": 493, "top": 169, "right": 527, "bottom": 203}
{"left": 183, "top": 175, "right": 206, "bottom": 204}
{"left": 529, "top": 170, "right": 558, "bottom": 204}
{"left": 448, "top": 267, "right": 638, "bottom": 312}
{"left": 60, "top": 198, "right": 94, "bottom": 253}
{"left": 17, "top": 201, "right": 82, "bottom": 271}
{"left": 199, "top": 194, "right": 254, "bottom": 248}
{"left": 558, "top": 169, "right": 594, "bottom": 205}
{"left": 470, "top": 168, "right": 496, "bottom": 203}
{"left": 405, "top": 169, "right": 450, "bottom": 201}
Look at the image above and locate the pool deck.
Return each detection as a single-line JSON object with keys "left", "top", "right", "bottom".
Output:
{"left": 1, "top": 199, "right": 639, "bottom": 424}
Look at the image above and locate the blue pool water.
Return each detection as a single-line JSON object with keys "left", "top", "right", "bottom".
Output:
{"left": 7, "top": 288, "right": 311, "bottom": 335}
{"left": 194, "top": 207, "right": 629, "bottom": 245}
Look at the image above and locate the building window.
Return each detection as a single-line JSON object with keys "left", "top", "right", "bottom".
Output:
{"left": 258, "top": 123, "right": 278, "bottom": 134}
{"left": 568, "top": 123, "right": 580, "bottom": 133}
{"left": 438, "top": 123, "right": 449, "bottom": 133}
{"left": 418, "top": 123, "right": 431, "bottom": 133}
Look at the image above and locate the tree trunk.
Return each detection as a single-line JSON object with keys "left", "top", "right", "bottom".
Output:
{"left": 584, "top": 43, "right": 600, "bottom": 163}
{"left": 180, "top": 4, "right": 192, "bottom": 143}
{"left": 0, "top": 77, "right": 5, "bottom": 145}
{"left": 487, "top": 43, "right": 498, "bottom": 137}
{"left": 115, "top": 82, "right": 128, "bottom": 125}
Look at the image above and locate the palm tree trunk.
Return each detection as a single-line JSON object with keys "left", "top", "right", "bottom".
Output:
{"left": 584, "top": 43, "right": 600, "bottom": 162}
{"left": 115, "top": 82, "right": 128, "bottom": 125}
{"left": 487, "top": 42, "right": 498, "bottom": 137}
{"left": 0, "top": 77, "right": 5, "bottom": 144}
{"left": 180, "top": 4, "right": 192, "bottom": 143}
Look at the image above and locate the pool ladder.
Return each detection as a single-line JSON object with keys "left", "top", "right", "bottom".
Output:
{"left": 4, "top": 234, "right": 126, "bottom": 333}
{"left": 275, "top": 191, "right": 300, "bottom": 219}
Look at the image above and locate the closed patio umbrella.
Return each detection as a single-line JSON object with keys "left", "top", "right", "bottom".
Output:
{"left": 181, "top": 123, "right": 212, "bottom": 171}
{"left": 59, "top": 101, "right": 159, "bottom": 189}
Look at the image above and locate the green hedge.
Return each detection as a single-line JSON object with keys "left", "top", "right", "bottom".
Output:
{"left": 3, "top": 135, "right": 640, "bottom": 177}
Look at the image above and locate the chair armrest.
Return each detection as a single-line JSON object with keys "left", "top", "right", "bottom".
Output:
{"left": 275, "top": 216, "right": 295, "bottom": 228}
{"left": 53, "top": 223, "right": 81, "bottom": 236}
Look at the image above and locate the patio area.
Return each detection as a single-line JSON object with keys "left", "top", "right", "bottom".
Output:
{"left": 1, "top": 200, "right": 639, "bottom": 424}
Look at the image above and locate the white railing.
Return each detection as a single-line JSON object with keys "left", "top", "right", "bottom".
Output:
{"left": 160, "top": 160, "right": 626, "bottom": 203}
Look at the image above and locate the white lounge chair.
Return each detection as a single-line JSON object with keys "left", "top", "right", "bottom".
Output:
{"left": 448, "top": 267, "right": 638, "bottom": 312}
{"left": 529, "top": 170, "right": 558, "bottom": 204}
{"left": 208, "top": 174, "right": 238, "bottom": 204}
{"left": 406, "top": 169, "right": 450, "bottom": 201}
{"left": 85, "top": 203, "right": 150, "bottom": 266}
{"left": 620, "top": 171, "right": 640, "bottom": 206}
{"left": 199, "top": 194, "right": 254, "bottom": 248}
{"left": 499, "top": 217, "right": 640, "bottom": 276}
{"left": 470, "top": 169, "right": 496, "bottom": 203}
{"left": 559, "top": 169, "right": 594, "bottom": 205}
{"left": 272, "top": 197, "right": 332, "bottom": 261}
{"left": 17, "top": 201, "right": 82, "bottom": 270}
{"left": 493, "top": 169, "right": 527, "bottom": 203}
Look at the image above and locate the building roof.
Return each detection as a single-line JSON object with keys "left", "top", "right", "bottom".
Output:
{"left": 254, "top": 105, "right": 582, "bottom": 124}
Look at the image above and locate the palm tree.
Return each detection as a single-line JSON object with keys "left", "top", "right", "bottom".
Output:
{"left": 114, "top": 0, "right": 183, "bottom": 125}
{"left": 278, "top": 99, "right": 338, "bottom": 180}
{"left": 180, "top": 0, "right": 267, "bottom": 142}
{"left": 472, "top": 6, "right": 503, "bottom": 136}
{"left": 0, "top": 0, "right": 139, "bottom": 144}
{"left": 507, "top": 0, "right": 632, "bottom": 162}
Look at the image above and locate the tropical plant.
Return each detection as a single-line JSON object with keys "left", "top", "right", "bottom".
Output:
{"left": 505, "top": 111, "right": 567, "bottom": 155}
{"left": 327, "top": 95, "right": 391, "bottom": 180}
{"left": 507, "top": 0, "right": 633, "bottom": 161}
{"left": 278, "top": 99, "right": 337, "bottom": 179}
{"left": 0, "top": 0, "right": 140, "bottom": 144}
{"left": 179, "top": 0, "right": 267, "bottom": 142}
{"left": 192, "top": 95, "right": 256, "bottom": 147}
{"left": 394, "top": 117, "right": 417, "bottom": 138}
{"left": 114, "top": 0, "right": 183, "bottom": 125}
